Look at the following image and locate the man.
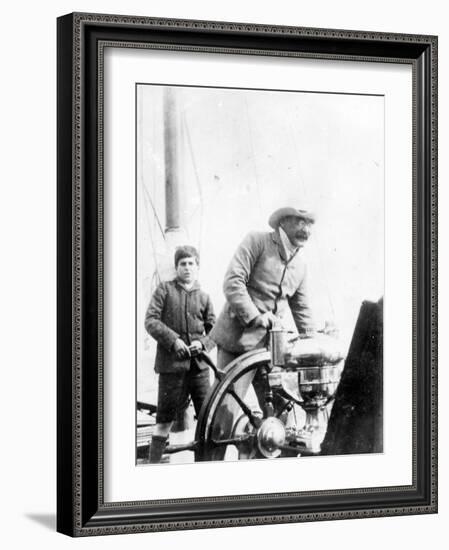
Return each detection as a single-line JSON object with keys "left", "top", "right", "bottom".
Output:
{"left": 145, "top": 245, "right": 216, "bottom": 463}
{"left": 210, "top": 206, "right": 316, "bottom": 372}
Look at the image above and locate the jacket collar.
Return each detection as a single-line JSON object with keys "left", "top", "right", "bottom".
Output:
{"left": 271, "top": 229, "right": 299, "bottom": 263}
{"left": 271, "top": 229, "right": 288, "bottom": 262}
{"left": 174, "top": 278, "right": 200, "bottom": 293}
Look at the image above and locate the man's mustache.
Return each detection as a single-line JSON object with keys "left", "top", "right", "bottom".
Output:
{"left": 295, "top": 231, "right": 309, "bottom": 240}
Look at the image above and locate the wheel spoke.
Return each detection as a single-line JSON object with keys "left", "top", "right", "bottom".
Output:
{"left": 211, "top": 434, "right": 253, "bottom": 447}
{"left": 228, "top": 388, "right": 262, "bottom": 429}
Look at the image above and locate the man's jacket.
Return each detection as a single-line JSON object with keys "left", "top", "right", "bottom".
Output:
{"left": 145, "top": 280, "right": 216, "bottom": 373}
{"left": 210, "top": 230, "right": 314, "bottom": 353}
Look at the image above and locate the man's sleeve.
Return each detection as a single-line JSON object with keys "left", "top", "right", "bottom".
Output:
{"left": 223, "top": 232, "right": 262, "bottom": 326}
{"left": 144, "top": 283, "right": 180, "bottom": 351}
{"left": 200, "top": 294, "right": 216, "bottom": 352}
{"left": 288, "top": 266, "right": 315, "bottom": 336}
{"left": 203, "top": 295, "right": 216, "bottom": 334}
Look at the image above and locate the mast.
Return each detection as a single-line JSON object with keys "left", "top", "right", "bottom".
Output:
{"left": 157, "top": 87, "right": 188, "bottom": 284}
{"left": 163, "top": 87, "right": 181, "bottom": 233}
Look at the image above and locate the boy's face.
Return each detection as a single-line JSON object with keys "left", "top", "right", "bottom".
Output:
{"left": 176, "top": 256, "right": 198, "bottom": 284}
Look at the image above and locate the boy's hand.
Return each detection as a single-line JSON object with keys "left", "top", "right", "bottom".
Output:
{"left": 173, "top": 338, "right": 191, "bottom": 359}
{"left": 190, "top": 340, "right": 203, "bottom": 354}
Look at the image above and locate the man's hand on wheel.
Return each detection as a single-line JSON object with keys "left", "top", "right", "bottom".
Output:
{"left": 250, "top": 311, "right": 277, "bottom": 329}
{"left": 173, "top": 338, "right": 191, "bottom": 359}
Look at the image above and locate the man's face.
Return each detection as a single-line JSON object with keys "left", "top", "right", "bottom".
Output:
{"left": 176, "top": 256, "right": 199, "bottom": 284}
{"left": 280, "top": 216, "right": 313, "bottom": 248}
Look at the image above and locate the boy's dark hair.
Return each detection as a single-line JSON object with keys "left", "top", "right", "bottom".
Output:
{"left": 174, "top": 245, "right": 200, "bottom": 267}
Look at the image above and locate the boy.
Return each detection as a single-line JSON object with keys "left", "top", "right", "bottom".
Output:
{"left": 144, "top": 245, "right": 216, "bottom": 463}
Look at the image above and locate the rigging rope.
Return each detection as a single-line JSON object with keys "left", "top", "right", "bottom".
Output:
{"left": 141, "top": 182, "right": 165, "bottom": 288}
{"left": 142, "top": 183, "right": 166, "bottom": 239}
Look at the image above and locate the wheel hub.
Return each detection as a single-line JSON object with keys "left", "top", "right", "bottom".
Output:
{"left": 256, "top": 416, "right": 286, "bottom": 458}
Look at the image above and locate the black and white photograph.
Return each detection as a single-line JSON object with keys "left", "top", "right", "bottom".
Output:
{"left": 136, "top": 83, "right": 384, "bottom": 466}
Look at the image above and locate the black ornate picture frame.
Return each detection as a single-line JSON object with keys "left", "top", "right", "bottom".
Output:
{"left": 57, "top": 12, "right": 438, "bottom": 536}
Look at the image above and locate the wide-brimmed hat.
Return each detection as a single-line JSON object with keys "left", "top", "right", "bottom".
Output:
{"left": 268, "top": 207, "right": 316, "bottom": 229}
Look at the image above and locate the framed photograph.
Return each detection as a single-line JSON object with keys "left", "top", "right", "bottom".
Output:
{"left": 57, "top": 12, "right": 438, "bottom": 536}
